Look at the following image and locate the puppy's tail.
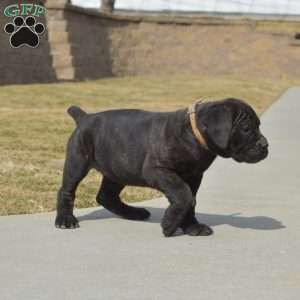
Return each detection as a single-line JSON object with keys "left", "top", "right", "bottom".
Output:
{"left": 67, "top": 106, "right": 87, "bottom": 126}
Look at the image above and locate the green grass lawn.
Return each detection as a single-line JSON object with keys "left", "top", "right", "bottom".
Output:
{"left": 0, "top": 75, "right": 298, "bottom": 215}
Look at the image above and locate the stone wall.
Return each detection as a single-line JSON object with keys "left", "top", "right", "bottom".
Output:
{"left": 63, "top": 9, "right": 114, "bottom": 80}
{"left": 101, "top": 11, "right": 300, "bottom": 79}
{"left": 1, "top": 0, "right": 300, "bottom": 85}
{"left": 108, "top": 20, "right": 300, "bottom": 78}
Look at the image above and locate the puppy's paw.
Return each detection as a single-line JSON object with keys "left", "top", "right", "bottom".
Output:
{"left": 126, "top": 207, "right": 151, "bottom": 221}
{"left": 183, "top": 223, "right": 213, "bottom": 236}
{"left": 161, "top": 219, "right": 178, "bottom": 237}
{"left": 55, "top": 214, "right": 79, "bottom": 229}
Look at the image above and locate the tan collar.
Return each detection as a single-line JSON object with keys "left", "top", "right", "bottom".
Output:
{"left": 188, "top": 99, "right": 209, "bottom": 150}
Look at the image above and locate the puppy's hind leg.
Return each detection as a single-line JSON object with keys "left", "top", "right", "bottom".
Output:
{"left": 96, "top": 176, "right": 150, "bottom": 221}
{"left": 55, "top": 131, "right": 90, "bottom": 229}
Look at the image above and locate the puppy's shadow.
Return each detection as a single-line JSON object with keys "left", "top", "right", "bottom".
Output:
{"left": 78, "top": 206, "right": 285, "bottom": 230}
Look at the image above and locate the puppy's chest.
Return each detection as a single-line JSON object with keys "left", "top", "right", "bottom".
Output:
{"left": 173, "top": 156, "right": 214, "bottom": 178}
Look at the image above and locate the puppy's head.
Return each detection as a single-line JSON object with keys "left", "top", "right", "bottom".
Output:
{"left": 198, "top": 98, "right": 269, "bottom": 163}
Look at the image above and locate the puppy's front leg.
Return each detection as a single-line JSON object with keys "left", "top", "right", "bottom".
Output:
{"left": 145, "top": 169, "right": 195, "bottom": 237}
{"left": 181, "top": 207, "right": 213, "bottom": 236}
{"left": 180, "top": 177, "right": 213, "bottom": 236}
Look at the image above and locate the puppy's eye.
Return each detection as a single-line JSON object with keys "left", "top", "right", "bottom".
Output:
{"left": 242, "top": 126, "right": 250, "bottom": 133}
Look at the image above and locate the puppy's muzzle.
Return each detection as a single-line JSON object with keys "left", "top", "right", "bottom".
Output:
{"left": 256, "top": 134, "right": 268, "bottom": 149}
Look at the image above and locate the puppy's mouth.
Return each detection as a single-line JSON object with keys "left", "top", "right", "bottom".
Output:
{"left": 232, "top": 144, "right": 268, "bottom": 164}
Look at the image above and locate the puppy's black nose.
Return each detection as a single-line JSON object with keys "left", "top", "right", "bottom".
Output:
{"left": 257, "top": 135, "right": 268, "bottom": 148}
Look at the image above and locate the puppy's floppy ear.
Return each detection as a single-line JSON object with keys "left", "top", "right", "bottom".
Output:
{"left": 200, "top": 103, "right": 233, "bottom": 150}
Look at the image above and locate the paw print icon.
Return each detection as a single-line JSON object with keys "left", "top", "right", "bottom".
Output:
{"left": 4, "top": 16, "right": 45, "bottom": 48}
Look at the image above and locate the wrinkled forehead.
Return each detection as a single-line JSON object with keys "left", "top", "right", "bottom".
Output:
{"left": 232, "top": 102, "right": 261, "bottom": 128}
{"left": 244, "top": 105, "right": 260, "bottom": 126}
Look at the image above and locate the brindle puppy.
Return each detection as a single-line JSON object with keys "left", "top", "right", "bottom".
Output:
{"left": 55, "top": 98, "right": 268, "bottom": 237}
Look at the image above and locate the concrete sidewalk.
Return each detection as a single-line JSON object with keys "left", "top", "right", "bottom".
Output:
{"left": 1, "top": 88, "right": 299, "bottom": 300}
